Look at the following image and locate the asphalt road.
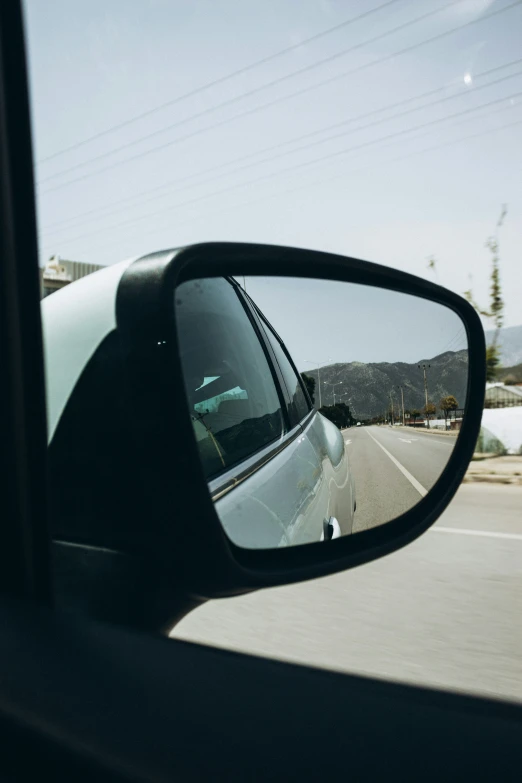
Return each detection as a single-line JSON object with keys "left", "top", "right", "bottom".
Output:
{"left": 346, "top": 425, "right": 456, "bottom": 531}
{"left": 173, "top": 483, "right": 522, "bottom": 703}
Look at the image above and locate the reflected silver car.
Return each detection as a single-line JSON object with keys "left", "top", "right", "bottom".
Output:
{"left": 176, "top": 276, "right": 356, "bottom": 548}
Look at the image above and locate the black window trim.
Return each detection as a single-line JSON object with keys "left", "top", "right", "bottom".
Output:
{"left": 205, "top": 277, "right": 315, "bottom": 500}
{"left": 242, "top": 291, "right": 314, "bottom": 419}
{"left": 225, "top": 277, "right": 292, "bottom": 434}
{"left": 233, "top": 287, "right": 289, "bottom": 401}
{"left": 188, "top": 276, "right": 295, "bottom": 494}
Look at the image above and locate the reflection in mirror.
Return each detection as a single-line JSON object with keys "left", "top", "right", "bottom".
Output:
{"left": 175, "top": 277, "right": 468, "bottom": 550}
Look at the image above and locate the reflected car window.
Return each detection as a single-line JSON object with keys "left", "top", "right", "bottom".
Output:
{"left": 260, "top": 319, "right": 311, "bottom": 427}
{"left": 175, "top": 278, "right": 285, "bottom": 480}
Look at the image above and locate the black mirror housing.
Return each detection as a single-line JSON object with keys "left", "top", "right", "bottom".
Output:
{"left": 111, "top": 242, "right": 485, "bottom": 601}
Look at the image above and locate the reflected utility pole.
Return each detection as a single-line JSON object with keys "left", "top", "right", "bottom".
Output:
{"left": 325, "top": 380, "right": 343, "bottom": 405}
{"left": 397, "top": 385, "right": 405, "bottom": 426}
{"left": 418, "top": 363, "right": 431, "bottom": 429}
{"left": 304, "top": 359, "right": 330, "bottom": 409}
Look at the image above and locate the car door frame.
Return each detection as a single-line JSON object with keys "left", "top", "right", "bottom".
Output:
{"left": 234, "top": 286, "right": 353, "bottom": 541}
{"left": 0, "top": 0, "right": 50, "bottom": 605}
{"left": 241, "top": 287, "right": 316, "bottom": 419}
{"left": 203, "top": 276, "right": 310, "bottom": 503}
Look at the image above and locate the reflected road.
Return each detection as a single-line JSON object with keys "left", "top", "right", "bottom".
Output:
{"left": 345, "top": 425, "right": 456, "bottom": 531}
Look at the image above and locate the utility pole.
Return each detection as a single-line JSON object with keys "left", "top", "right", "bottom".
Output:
{"left": 397, "top": 385, "right": 405, "bottom": 426}
{"left": 333, "top": 381, "right": 342, "bottom": 405}
{"left": 418, "top": 363, "right": 431, "bottom": 429}
{"left": 389, "top": 391, "right": 394, "bottom": 426}
{"left": 305, "top": 358, "right": 333, "bottom": 410}
{"left": 325, "top": 380, "right": 343, "bottom": 405}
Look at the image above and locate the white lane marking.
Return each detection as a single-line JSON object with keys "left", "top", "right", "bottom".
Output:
{"left": 365, "top": 429, "right": 428, "bottom": 497}
{"left": 344, "top": 439, "right": 352, "bottom": 445}
{"left": 390, "top": 431, "right": 451, "bottom": 446}
{"left": 431, "top": 526, "right": 522, "bottom": 542}
{"left": 398, "top": 438, "right": 418, "bottom": 443}
{"left": 404, "top": 430, "right": 456, "bottom": 445}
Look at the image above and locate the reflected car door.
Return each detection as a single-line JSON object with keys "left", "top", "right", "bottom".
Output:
{"left": 248, "top": 300, "right": 354, "bottom": 541}
{"left": 214, "top": 289, "right": 354, "bottom": 548}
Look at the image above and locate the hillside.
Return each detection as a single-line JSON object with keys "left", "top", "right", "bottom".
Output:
{"left": 495, "top": 362, "right": 522, "bottom": 384}
{"left": 305, "top": 350, "right": 468, "bottom": 420}
{"left": 486, "top": 324, "right": 522, "bottom": 366}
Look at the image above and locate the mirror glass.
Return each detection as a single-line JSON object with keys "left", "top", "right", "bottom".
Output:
{"left": 175, "top": 276, "right": 468, "bottom": 549}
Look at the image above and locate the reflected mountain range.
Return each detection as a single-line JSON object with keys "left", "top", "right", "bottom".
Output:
{"left": 306, "top": 349, "right": 468, "bottom": 420}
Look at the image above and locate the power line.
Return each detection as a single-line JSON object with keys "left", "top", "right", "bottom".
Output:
{"left": 38, "top": 0, "right": 520, "bottom": 190}
{"left": 165, "top": 112, "right": 522, "bottom": 235}
{"left": 40, "top": 62, "right": 522, "bottom": 238}
{"left": 40, "top": 54, "right": 522, "bottom": 232}
{"left": 439, "top": 327, "right": 467, "bottom": 354}
{"left": 443, "top": 332, "right": 465, "bottom": 353}
{"left": 147, "top": 56, "right": 522, "bottom": 184}
{"left": 41, "top": 106, "right": 522, "bottom": 258}
{"left": 40, "top": 111, "right": 522, "bottom": 260}
{"left": 37, "top": 0, "right": 402, "bottom": 165}
{"left": 42, "top": 92, "right": 522, "bottom": 249}
{"left": 41, "top": 104, "right": 521, "bottom": 261}
{"left": 447, "top": 328, "right": 467, "bottom": 351}
{"left": 38, "top": 0, "right": 454, "bottom": 185}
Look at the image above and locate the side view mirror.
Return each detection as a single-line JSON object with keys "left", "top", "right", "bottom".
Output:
{"left": 46, "top": 242, "right": 485, "bottom": 632}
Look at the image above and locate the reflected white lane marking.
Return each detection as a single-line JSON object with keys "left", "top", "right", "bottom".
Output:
{"left": 431, "top": 526, "right": 522, "bottom": 541}
{"left": 404, "top": 431, "right": 456, "bottom": 445}
{"left": 390, "top": 431, "right": 452, "bottom": 446}
{"left": 344, "top": 439, "right": 352, "bottom": 445}
{"left": 365, "top": 429, "right": 428, "bottom": 497}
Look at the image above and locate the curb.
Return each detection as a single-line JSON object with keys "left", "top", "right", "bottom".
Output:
{"left": 463, "top": 474, "right": 522, "bottom": 486}
{"left": 392, "top": 427, "right": 458, "bottom": 438}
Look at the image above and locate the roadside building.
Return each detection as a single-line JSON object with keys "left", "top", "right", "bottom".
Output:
{"left": 40, "top": 256, "right": 104, "bottom": 298}
{"left": 404, "top": 409, "right": 464, "bottom": 430}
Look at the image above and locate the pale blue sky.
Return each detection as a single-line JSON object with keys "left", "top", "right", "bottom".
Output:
{"left": 24, "top": 0, "right": 521, "bottom": 329}
{"left": 244, "top": 276, "right": 465, "bottom": 368}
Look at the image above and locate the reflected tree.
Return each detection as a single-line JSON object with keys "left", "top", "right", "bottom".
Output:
{"left": 440, "top": 395, "right": 459, "bottom": 428}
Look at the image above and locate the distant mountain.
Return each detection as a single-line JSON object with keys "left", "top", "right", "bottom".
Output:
{"left": 305, "top": 350, "right": 468, "bottom": 420}
{"left": 486, "top": 324, "right": 522, "bottom": 367}
{"left": 495, "top": 363, "right": 522, "bottom": 384}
